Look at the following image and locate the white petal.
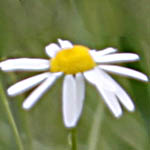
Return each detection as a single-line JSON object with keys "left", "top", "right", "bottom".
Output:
{"left": 89, "top": 47, "right": 117, "bottom": 59}
{"left": 116, "top": 86, "right": 135, "bottom": 112}
{"left": 7, "top": 72, "right": 51, "bottom": 96}
{"left": 22, "top": 73, "right": 62, "bottom": 110}
{"left": 45, "top": 43, "right": 61, "bottom": 58}
{"left": 75, "top": 73, "right": 85, "bottom": 120}
{"left": 96, "top": 87, "right": 122, "bottom": 118}
{"left": 98, "top": 69, "right": 135, "bottom": 111}
{"left": 93, "top": 53, "right": 139, "bottom": 63}
{"left": 84, "top": 67, "right": 116, "bottom": 92}
{"left": 84, "top": 68, "right": 122, "bottom": 117}
{"left": 0, "top": 58, "right": 50, "bottom": 72}
{"left": 63, "top": 75, "right": 77, "bottom": 128}
{"left": 99, "top": 65, "right": 148, "bottom": 82}
{"left": 58, "top": 39, "right": 73, "bottom": 49}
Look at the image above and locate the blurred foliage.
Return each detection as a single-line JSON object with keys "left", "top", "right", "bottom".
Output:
{"left": 0, "top": 0, "right": 150, "bottom": 150}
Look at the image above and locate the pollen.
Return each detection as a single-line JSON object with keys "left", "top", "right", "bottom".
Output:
{"left": 50, "top": 45, "right": 96, "bottom": 74}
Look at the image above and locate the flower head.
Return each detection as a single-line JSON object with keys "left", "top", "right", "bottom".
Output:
{"left": 0, "top": 39, "right": 148, "bottom": 128}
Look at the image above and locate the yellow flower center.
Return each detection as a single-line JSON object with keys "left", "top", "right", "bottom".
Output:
{"left": 50, "top": 45, "right": 96, "bottom": 74}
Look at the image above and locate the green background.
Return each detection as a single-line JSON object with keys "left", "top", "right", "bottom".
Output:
{"left": 0, "top": 0, "right": 150, "bottom": 149}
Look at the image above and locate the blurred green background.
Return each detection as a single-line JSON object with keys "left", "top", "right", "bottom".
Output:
{"left": 0, "top": 0, "right": 150, "bottom": 150}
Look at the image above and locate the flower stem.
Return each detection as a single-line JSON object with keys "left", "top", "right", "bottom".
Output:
{"left": 69, "top": 128, "right": 77, "bottom": 150}
{"left": 0, "top": 83, "right": 24, "bottom": 150}
{"left": 88, "top": 101, "right": 104, "bottom": 150}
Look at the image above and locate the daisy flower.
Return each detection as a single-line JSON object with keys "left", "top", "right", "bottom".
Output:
{"left": 0, "top": 39, "right": 148, "bottom": 128}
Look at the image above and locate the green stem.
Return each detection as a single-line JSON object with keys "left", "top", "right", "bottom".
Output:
{"left": 10, "top": 73, "right": 32, "bottom": 150}
{"left": 88, "top": 101, "right": 104, "bottom": 150}
{"left": 0, "top": 83, "right": 24, "bottom": 150}
{"left": 69, "top": 128, "right": 77, "bottom": 150}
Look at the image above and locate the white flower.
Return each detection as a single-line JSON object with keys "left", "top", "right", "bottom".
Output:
{"left": 0, "top": 39, "right": 148, "bottom": 128}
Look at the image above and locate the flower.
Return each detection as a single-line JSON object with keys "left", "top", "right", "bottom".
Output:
{"left": 0, "top": 39, "right": 148, "bottom": 128}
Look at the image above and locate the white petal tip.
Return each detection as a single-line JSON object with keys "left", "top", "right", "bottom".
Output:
{"left": 64, "top": 121, "right": 77, "bottom": 128}
{"left": 58, "top": 39, "right": 73, "bottom": 49}
{"left": 7, "top": 90, "right": 13, "bottom": 96}
{"left": 134, "top": 54, "right": 140, "bottom": 60}
{"left": 45, "top": 43, "right": 60, "bottom": 58}
{"left": 58, "top": 39, "right": 64, "bottom": 45}
{"left": 45, "top": 44, "right": 57, "bottom": 51}
{"left": 134, "top": 74, "right": 149, "bottom": 82}
{"left": 7, "top": 88, "right": 16, "bottom": 97}
{"left": 114, "top": 105, "right": 135, "bottom": 118}
{"left": 143, "top": 76, "right": 149, "bottom": 82}
{"left": 107, "top": 47, "right": 118, "bottom": 52}
{"left": 22, "top": 102, "right": 31, "bottom": 110}
{"left": 0, "top": 63, "right": 4, "bottom": 70}
{"left": 114, "top": 112, "right": 122, "bottom": 118}
{"left": 127, "top": 105, "right": 135, "bottom": 112}
{"left": 58, "top": 38, "right": 62, "bottom": 43}
{"left": 115, "top": 115, "right": 121, "bottom": 118}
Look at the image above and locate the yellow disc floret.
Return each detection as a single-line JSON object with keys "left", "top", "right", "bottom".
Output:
{"left": 50, "top": 45, "right": 96, "bottom": 74}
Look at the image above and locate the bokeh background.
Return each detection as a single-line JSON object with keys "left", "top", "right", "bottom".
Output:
{"left": 0, "top": 0, "right": 150, "bottom": 150}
